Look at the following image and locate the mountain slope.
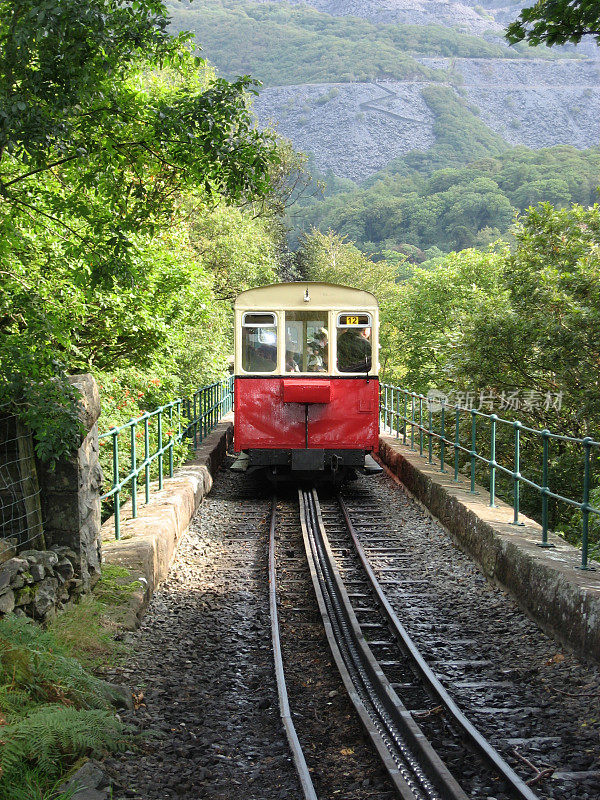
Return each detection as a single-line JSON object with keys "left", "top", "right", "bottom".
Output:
{"left": 169, "top": 0, "right": 600, "bottom": 179}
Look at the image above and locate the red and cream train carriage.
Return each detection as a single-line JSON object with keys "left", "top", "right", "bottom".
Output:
{"left": 233, "top": 282, "right": 381, "bottom": 480}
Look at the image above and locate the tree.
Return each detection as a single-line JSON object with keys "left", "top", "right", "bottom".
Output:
{"left": 0, "top": 2, "right": 280, "bottom": 285}
{"left": 506, "top": 1, "right": 600, "bottom": 47}
{"left": 391, "top": 247, "right": 507, "bottom": 389}
{"left": 0, "top": 2, "right": 283, "bottom": 461}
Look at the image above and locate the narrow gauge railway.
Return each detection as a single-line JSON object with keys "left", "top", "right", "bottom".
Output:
{"left": 270, "top": 486, "right": 540, "bottom": 800}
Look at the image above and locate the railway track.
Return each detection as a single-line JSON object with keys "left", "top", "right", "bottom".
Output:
{"left": 269, "top": 486, "right": 540, "bottom": 800}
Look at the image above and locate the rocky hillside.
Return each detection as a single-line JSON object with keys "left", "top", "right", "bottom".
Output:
{"left": 170, "top": 0, "right": 600, "bottom": 180}
{"left": 255, "top": 59, "right": 600, "bottom": 180}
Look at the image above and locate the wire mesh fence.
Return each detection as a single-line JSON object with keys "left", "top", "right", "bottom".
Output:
{"left": 0, "top": 412, "right": 44, "bottom": 551}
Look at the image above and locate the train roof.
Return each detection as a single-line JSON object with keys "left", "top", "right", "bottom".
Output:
{"left": 234, "top": 282, "right": 379, "bottom": 311}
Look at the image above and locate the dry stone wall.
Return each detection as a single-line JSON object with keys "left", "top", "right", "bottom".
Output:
{"left": 0, "top": 546, "right": 78, "bottom": 621}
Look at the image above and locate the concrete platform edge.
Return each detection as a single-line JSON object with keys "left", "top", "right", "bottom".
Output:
{"left": 101, "top": 416, "right": 234, "bottom": 628}
{"left": 378, "top": 434, "right": 600, "bottom": 663}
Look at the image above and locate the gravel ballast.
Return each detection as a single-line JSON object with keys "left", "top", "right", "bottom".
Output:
{"left": 103, "top": 468, "right": 301, "bottom": 799}
{"left": 102, "top": 463, "right": 600, "bottom": 799}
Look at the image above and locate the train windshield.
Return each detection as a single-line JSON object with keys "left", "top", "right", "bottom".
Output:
{"left": 241, "top": 312, "right": 277, "bottom": 373}
{"left": 337, "top": 312, "right": 372, "bottom": 373}
{"left": 285, "top": 312, "right": 329, "bottom": 373}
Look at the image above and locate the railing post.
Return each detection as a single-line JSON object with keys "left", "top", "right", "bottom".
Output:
{"left": 428, "top": 407, "right": 433, "bottom": 464}
{"left": 385, "top": 385, "right": 390, "bottom": 432}
{"left": 470, "top": 410, "right": 477, "bottom": 493}
{"left": 158, "top": 408, "right": 163, "bottom": 490}
{"left": 169, "top": 404, "right": 174, "bottom": 478}
{"left": 112, "top": 429, "right": 120, "bottom": 540}
{"left": 440, "top": 402, "right": 446, "bottom": 473}
{"left": 580, "top": 437, "right": 593, "bottom": 569}
{"left": 130, "top": 422, "right": 137, "bottom": 519}
{"left": 177, "top": 399, "right": 182, "bottom": 444}
{"left": 539, "top": 430, "right": 554, "bottom": 547}
{"left": 403, "top": 391, "right": 407, "bottom": 445}
{"left": 144, "top": 415, "right": 150, "bottom": 504}
{"left": 207, "top": 385, "right": 211, "bottom": 432}
{"left": 410, "top": 394, "right": 415, "bottom": 450}
{"left": 419, "top": 395, "right": 423, "bottom": 456}
{"left": 195, "top": 391, "right": 200, "bottom": 448}
{"left": 454, "top": 407, "right": 460, "bottom": 481}
{"left": 489, "top": 414, "right": 497, "bottom": 507}
{"left": 511, "top": 421, "right": 523, "bottom": 525}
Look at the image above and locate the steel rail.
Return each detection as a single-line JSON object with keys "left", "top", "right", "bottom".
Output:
{"left": 267, "top": 496, "right": 319, "bottom": 800}
{"left": 336, "top": 493, "right": 540, "bottom": 800}
{"left": 299, "top": 487, "right": 469, "bottom": 800}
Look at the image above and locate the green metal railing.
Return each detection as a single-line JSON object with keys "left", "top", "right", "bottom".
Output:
{"left": 379, "top": 385, "right": 600, "bottom": 570}
{"left": 100, "top": 378, "right": 233, "bottom": 539}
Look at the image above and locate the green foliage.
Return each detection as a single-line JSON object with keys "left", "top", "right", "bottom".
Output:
{"left": 416, "top": 85, "right": 509, "bottom": 169}
{"left": 0, "top": 616, "right": 129, "bottom": 797}
{"left": 506, "top": 0, "right": 600, "bottom": 47}
{"left": 391, "top": 203, "right": 600, "bottom": 544}
{"left": 0, "top": 0, "right": 176, "bottom": 160}
{"left": 293, "top": 145, "right": 600, "bottom": 254}
{"left": 0, "top": 706, "right": 126, "bottom": 797}
{"left": 93, "top": 564, "right": 142, "bottom": 607}
{"left": 0, "top": 2, "right": 283, "bottom": 463}
{"left": 167, "top": 0, "right": 445, "bottom": 85}
{"left": 0, "top": 615, "right": 115, "bottom": 709}
{"left": 49, "top": 564, "right": 139, "bottom": 667}
{"left": 459, "top": 203, "right": 600, "bottom": 437}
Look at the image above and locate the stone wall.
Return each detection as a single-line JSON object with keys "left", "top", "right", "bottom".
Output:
{"left": 0, "top": 375, "right": 104, "bottom": 622}
{"left": 36, "top": 374, "right": 103, "bottom": 591}
{"left": 0, "top": 546, "right": 79, "bottom": 620}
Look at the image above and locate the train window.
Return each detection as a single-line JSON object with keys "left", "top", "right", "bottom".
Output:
{"left": 285, "top": 312, "right": 328, "bottom": 373}
{"left": 337, "top": 312, "right": 372, "bottom": 373}
{"left": 242, "top": 312, "right": 276, "bottom": 327}
{"left": 241, "top": 312, "right": 277, "bottom": 373}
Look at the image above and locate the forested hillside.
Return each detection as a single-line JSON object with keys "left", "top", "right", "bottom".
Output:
{"left": 166, "top": 0, "right": 551, "bottom": 86}
{"left": 291, "top": 145, "right": 600, "bottom": 255}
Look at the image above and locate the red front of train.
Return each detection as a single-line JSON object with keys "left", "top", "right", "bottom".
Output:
{"left": 233, "top": 282, "right": 380, "bottom": 477}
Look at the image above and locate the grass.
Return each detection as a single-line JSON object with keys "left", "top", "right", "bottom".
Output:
{"left": 49, "top": 564, "right": 141, "bottom": 669}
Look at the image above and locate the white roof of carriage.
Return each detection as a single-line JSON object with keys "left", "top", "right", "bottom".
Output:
{"left": 234, "top": 282, "right": 379, "bottom": 311}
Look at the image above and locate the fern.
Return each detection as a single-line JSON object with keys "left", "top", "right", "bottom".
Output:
{"left": 2, "top": 768, "right": 78, "bottom": 800}
{"left": 0, "top": 685, "right": 33, "bottom": 717}
{"left": 0, "top": 616, "right": 133, "bottom": 797}
{"left": 0, "top": 616, "right": 113, "bottom": 709}
{"left": 0, "top": 705, "right": 127, "bottom": 795}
